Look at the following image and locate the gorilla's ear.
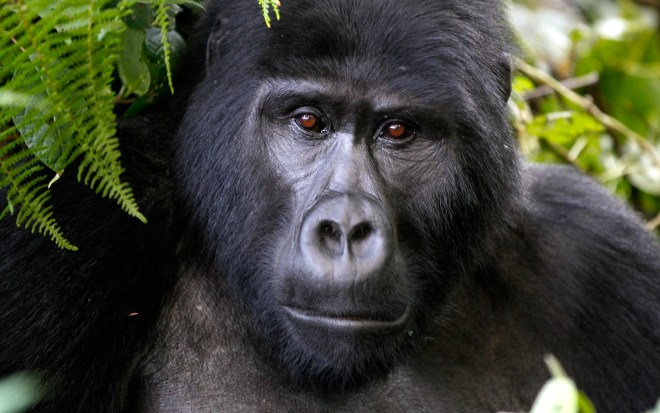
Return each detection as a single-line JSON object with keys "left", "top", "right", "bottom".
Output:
{"left": 205, "top": 16, "right": 226, "bottom": 69}
{"left": 497, "top": 52, "right": 513, "bottom": 103}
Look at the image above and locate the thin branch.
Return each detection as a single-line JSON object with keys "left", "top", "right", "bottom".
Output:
{"left": 633, "top": 0, "right": 660, "bottom": 10}
{"left": 523, "top": 72, "right": 600, "bottom": 101}
{"left": 516, "top": 60, "right": 660, "bottom": 171}
{"left": 647, "top": 212, "right": 660, "bottom": 231}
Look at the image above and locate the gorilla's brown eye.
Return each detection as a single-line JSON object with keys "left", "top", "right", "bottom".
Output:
{"left": 295, "top": 113, "right": 325, "bottom": 133}
{"left": 380, "top": 121, "right": 414, "bottom": 141}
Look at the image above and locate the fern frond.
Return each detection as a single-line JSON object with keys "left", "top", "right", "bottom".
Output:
{"left": 1, "top": 0, "right": 147, "bottom": 248}
{"left": 0, "top": 135, "right": 77, "bottom": 250}
{"left": 152, "top": 0, "right": 176, "bottom": 94}
{"left": 258, "top": 0, "right": 281, "bottom": 28}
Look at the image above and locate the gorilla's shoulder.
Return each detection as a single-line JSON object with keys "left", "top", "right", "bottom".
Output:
{"left": 524, "top": 163, "right": 647, "bottom": 228}
{"left": 519, "top": 163, "right": 659, "bottom": 274}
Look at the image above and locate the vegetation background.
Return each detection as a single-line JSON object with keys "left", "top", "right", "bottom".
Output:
{"left": 0, "top": 0, "right": 658, "bottom": 412}
{"left": 510, "top": 0, "right": 660, "bottom": 234}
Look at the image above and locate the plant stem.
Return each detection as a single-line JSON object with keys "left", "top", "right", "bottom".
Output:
{"left": 516, "top": 60, "right": 660, "bottom": 170}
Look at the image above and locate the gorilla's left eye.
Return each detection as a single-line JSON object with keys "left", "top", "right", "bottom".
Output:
{"left": 295, "top": 113, "right": 326, "bottom": 133}
{"left": 379, "top": 121, "right": 415, "bottom": 142}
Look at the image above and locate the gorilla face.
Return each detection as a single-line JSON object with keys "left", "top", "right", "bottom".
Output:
{"left": 261, "top": 78, "right": 427, "bottom": 386}
{"left": 175, "top": 0, "right": 519, "bottom": 389}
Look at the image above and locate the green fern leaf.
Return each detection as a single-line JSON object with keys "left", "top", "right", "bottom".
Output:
{"left": 258, "top": 0, "right": 281, "bottom": 28}
{"left": 1, "top": 0, "right": 146, "bottom": 248}
{"left": 134, "top": 0, "right": 200, "bottom": 96}
{"left": 152, "top": 0, "right": 176, "bottom": 94}
{"left": 0, "top": 135, "right": 77, "bottom": 250}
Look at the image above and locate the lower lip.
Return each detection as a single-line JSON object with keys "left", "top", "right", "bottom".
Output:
{"left": 282, "top": 305, "right": 410, "bottom": 332}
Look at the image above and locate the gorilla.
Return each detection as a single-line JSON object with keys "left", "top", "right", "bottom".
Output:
{"left": 1, "top": 0, "right": 659, "bottom": 412}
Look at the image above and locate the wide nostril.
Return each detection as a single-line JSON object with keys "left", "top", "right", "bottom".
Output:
{"left": 319, "top": 220, "right": 342, "bottom": 243}
{"left": 317, "top": 220, "right": 343, "bottom": 255}
{"left": 349, "top": 222, "right": 373, "bottom": 245}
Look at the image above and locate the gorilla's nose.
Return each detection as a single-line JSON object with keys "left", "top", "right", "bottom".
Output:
{"left": 299, "top": 194, "right": 393, "bottom": 282}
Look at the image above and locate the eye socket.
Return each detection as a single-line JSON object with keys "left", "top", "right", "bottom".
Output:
{"left": 378, "top": 121, "right": 415, "bottom": 142}
{"left": 294, "top": 113, "right": 326, "bottom": 133}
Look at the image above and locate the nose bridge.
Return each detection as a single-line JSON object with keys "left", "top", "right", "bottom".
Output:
{"left": 328, "top": 131, "right": 373, "bottom": 194}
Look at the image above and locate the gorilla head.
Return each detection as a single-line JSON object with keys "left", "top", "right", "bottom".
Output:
{"left": 175, "top": 0, "right": 519, "bottom": 389}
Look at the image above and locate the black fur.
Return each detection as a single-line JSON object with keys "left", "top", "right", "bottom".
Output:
{"left": 1, "top": 0, "right": 658, "bottom": 412}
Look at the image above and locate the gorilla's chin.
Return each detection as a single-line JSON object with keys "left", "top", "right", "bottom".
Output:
{"left": 267, "top": 267, "right": 416, "bottom": 389}
{"left": 274, "top": 303, "right": 416, "bottom": 390}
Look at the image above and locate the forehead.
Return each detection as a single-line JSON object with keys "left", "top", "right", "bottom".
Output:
{"left": 260, "top": 76, "right": 420, "bottom": 110}
{"left": 253, "top": 0, "right": 499, "bottom": 103}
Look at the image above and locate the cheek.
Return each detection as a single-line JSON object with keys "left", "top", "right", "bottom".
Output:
{"left": 385, "top": 148, "right": 475, "bottom": 249}
{"left": 267, "top": 126, "right": 309, "bottom": 184}
{"left": 266, "top": 129, "right": 340, "bottom": 210}
{"left": 377, "top": 142, "right": 458, "bottom": 200}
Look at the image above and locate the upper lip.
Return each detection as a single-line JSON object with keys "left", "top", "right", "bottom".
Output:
{"left": 282, "top": 305, "right": 411, "bottom": 332}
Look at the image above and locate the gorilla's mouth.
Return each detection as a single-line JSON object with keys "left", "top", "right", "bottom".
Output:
{"left": 282, "top": 305, "right": 410, "bottom": 332}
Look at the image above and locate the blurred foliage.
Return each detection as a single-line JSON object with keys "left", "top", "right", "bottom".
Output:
{"left": 510, "top": 3, "right": 660, "bottom": 405}
{"left": 649, "top": 400, "right": 660, "bottom": 413}
{"left": 510, "top": 0, "right": 660, "bottom": 233}
{"left": 519, "top": 354, "right": 658, "bottom": 413}
{"left": 0, "top": 372, "right": 46, "bottom": 413}
{"left": 526, "top": 356, "right": 595, "bottom": 413}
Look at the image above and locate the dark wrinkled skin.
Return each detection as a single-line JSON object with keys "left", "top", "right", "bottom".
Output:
{"left": 1, "top": 1, "right": 659, "bottom": 412}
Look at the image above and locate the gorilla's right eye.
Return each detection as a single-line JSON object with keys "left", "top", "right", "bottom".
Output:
{"left": 294, "top": 113, "right": 326, "bottom": 133}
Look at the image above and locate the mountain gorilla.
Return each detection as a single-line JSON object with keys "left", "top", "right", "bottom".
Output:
{"left": 1, "top": 0, "right": 659, "bottom": 412}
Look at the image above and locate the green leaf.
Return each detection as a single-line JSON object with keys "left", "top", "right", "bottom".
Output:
{"left": 0, "top": 372, "right": 47, "bottom": 413}
{"left": 528, "top": 112, "right": 604, "bottom": 147}
{"left": 143, "top": 26, "right": 185, "bottom": 94}
{"left": 513, "top": 74, "right": 536, "bottom": 95}
{"left": 529, "top": 377, "right": 579, "bottom": 413}
{"left": 576, "top": 391, "right": 596, "bottom": 413}
{"left": 646, "top": 399, "right": 660, "bottom": 413}
{"left": 118, "top": 28, "right": 151, "bottom": 96}
{"left": 123, "top": 2, "right": 153, "bottom": 30}
{"left": 13, "top": 94, "right": 73, "bottom": 173}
